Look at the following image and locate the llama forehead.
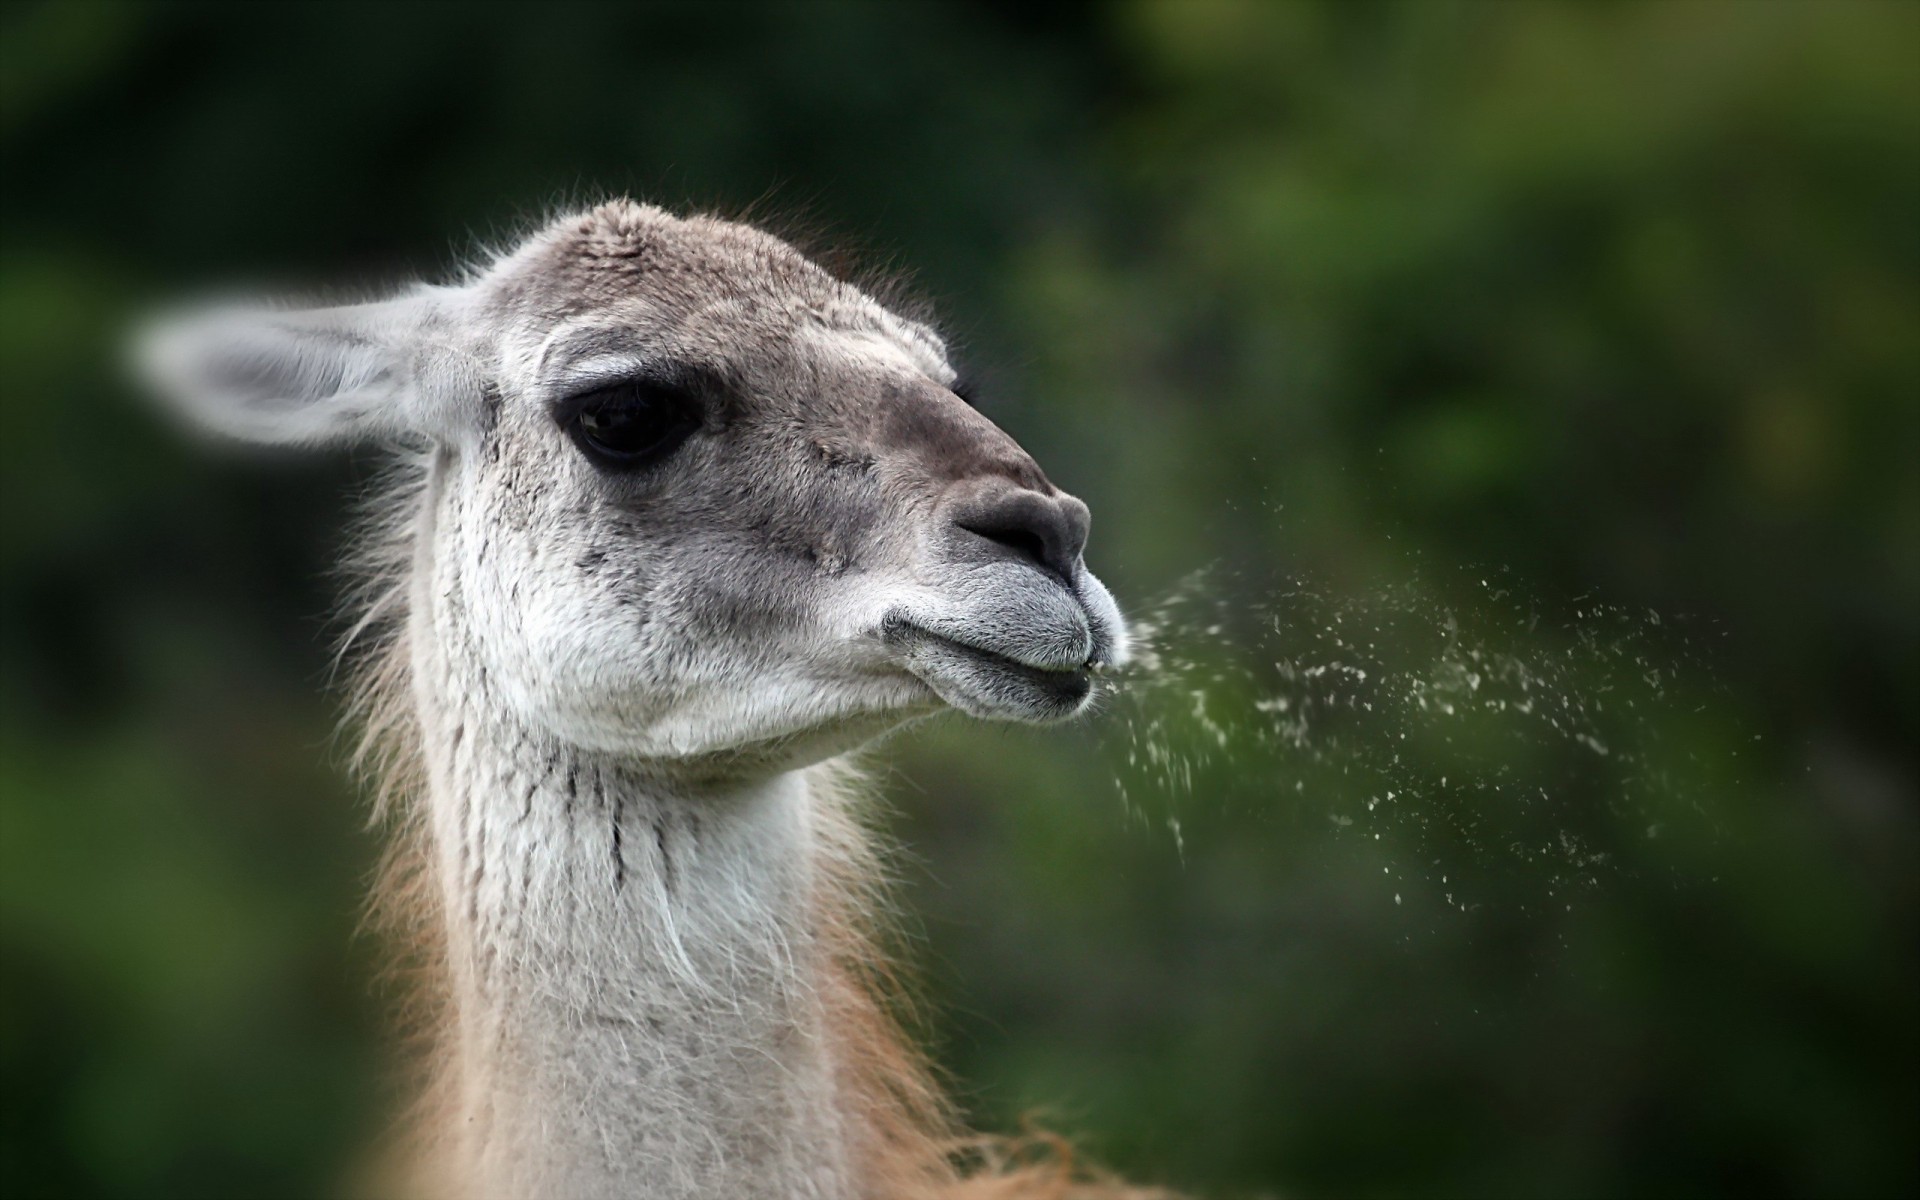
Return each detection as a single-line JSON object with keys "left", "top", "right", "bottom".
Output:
{"left": 478, "top": 204, "right": 954, "bottom": 392}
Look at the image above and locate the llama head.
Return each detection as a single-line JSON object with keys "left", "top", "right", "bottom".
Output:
{"left": 139, "top": 201, "right": 1128, "bottom": 768}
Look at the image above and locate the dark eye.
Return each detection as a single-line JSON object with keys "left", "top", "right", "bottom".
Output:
{"left": 560, "top": 381, "right": 701, "bottom": 469}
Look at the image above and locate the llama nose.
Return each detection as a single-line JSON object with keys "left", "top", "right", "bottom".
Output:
{"left": 953, "top": 486, "right": 1090, "bottom": 584}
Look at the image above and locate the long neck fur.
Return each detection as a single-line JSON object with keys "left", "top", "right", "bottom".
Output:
{"left": 423, "top": 707, "right": 847, "bottom": 1194}
{"left": 348, "top": 457, "right": 1145, "bottom": 1199}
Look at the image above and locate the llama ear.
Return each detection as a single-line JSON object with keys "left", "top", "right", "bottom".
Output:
{"left": 134, "top": 288, "right": 479, "bottom": 448}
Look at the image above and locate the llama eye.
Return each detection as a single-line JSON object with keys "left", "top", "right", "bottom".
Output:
{"left": 561, "top": 382, "right": 700, "bottom": 469}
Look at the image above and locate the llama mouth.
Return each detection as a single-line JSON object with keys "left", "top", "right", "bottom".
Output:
{"left": 885, "top": 622, "right": 1098, "bottom": 722}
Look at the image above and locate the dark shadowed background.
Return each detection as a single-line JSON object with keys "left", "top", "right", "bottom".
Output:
{"left": 3, "top": 2, "right": 1916, "bottom": 1197}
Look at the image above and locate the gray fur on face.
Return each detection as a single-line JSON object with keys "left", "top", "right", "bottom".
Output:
{"left": 141, "top": 200, "right": 1129, "bottom": 768}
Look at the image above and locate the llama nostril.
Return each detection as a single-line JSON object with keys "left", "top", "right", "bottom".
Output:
{"left": 954, "top": 489, "right": 1087, "bottom": 584}
{"left": 988, "top": 526, "right": 1049, "bottom": 570}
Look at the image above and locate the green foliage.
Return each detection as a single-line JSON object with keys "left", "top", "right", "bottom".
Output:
{"left": 2, "top": 2, "right": 1914, "bottom": 1196}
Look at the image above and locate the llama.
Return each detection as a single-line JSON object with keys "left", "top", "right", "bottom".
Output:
{"left": 138, "top": 201, "right": 1150, "bottom": 1199}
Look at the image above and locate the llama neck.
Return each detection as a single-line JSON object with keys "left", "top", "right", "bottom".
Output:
{"left": 414, "top": 682, "right": 853, "bottom": 1199}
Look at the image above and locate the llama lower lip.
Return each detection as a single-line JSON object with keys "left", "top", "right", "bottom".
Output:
{"left": 890, "top": 625, "right": 1094, "bottom": 721}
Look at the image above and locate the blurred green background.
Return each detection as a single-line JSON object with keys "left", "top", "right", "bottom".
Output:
{"left": 3, "top": 1, "right": 1916, "bottom": 1196}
